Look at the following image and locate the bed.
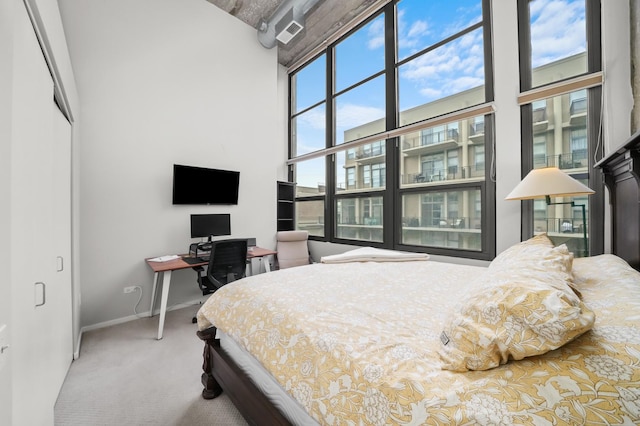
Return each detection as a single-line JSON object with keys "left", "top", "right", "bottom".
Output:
{"left": 195, "top": 136, "right": 640, "bottom": 425}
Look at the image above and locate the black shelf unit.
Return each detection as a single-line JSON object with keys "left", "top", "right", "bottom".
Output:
{"left": 277, "top": 181, "right": 295, "bottom": 231}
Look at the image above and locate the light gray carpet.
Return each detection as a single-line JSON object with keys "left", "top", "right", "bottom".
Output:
{"left": 55, "top": 305, "right": 247, "bottom": 425}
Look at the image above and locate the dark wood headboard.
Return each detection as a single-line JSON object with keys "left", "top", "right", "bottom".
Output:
{"left": 595, "top": 130, "right": 640, "bottom": 271}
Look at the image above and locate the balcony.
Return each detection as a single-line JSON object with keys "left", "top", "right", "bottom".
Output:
{"left": 533, "top": 151, "right": 588, "bottom": 170}
{"left": 533, "top": 217, "right": 587, "bottom": 257}
{"left": 355, "top": 149, "right": 384, "bottom": 165}
{"left": 403, "top": 216, "right": 477, "bottom": 229}
{"left": 468, "top": 122, "right": 484, "bottom": 143}
{"left": 569, "top": 98, "right": 587, "bottom": 126}
{"left": 532, "top": 107, "right": 549, "bottom": 132}
{"left": 403, "top": 129, "right": 459, "bottom": 156}
{"left": 402, "top": 164, "right": 485, "bottom": 185}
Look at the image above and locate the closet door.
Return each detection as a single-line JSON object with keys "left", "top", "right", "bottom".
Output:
{"left": 50, "top": 106, "right": 73, "bottom": 397}
{"left": 11, "top": 5, "right": 72, "bottom": 425}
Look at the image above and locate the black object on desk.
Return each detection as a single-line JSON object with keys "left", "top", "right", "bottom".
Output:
{"left": 182, "top": 255, "right": 208, "bottom": 265}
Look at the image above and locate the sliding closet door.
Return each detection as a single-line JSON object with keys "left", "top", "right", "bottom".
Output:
{"left": 11, "top": 4, "right": 72, "bottom": 425}
{"left": 50, "top": 106, "right": 73, "bottom": 397}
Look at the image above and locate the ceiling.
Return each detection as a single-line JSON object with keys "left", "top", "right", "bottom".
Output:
{"left": 205, "top": 0, "right": 377, "bottom": 67}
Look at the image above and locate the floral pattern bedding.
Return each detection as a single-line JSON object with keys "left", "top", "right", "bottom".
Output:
{"left": 197, "top": 254, "right": 640, "bottom": 425}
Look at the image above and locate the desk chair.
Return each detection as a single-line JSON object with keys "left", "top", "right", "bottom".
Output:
{"left": 275, "top": 230, "right": 311, "bottom": 269}
{"left": 192, "top": 239, "right": 248, "bottom": 323}
{"left": 194, "top": 239, "right": 248, "bottom": 295}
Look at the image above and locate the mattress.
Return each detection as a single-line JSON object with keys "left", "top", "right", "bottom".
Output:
{"left": 198, "top": 253, "right": 640, "bottom": 425}
{"left": 218, "top": 331, "right": 318, "bottom": 425}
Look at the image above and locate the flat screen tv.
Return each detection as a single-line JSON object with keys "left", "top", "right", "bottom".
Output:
{"left": 172, "top": 164, "right": 240, "bottom": 205}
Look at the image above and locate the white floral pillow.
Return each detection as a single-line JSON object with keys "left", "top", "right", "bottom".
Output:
{"left": 439, "top": 237, "right": 595, "bottom": 372}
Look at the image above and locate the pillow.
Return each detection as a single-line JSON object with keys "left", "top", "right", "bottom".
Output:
{"left": 439, "top": 237, "right": 595, "bottom": 372}
{"left": 488, "top": 233, "right": 558, "bottom": 273}
{"left": 489, "top": 233, "right": 582, "bottom": 297}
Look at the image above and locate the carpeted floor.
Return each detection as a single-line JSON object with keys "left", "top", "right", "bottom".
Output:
{"left": 54, "top": 305, "right": 247, "bottom": 425}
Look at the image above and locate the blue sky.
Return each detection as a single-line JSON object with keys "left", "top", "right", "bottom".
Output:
{"left": 293, "top": 0, "right": 586, "bottom": 189}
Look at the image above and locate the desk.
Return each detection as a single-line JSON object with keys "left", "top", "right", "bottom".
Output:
{"left": 146, "top": 247, "right": 277, "bottom": 340}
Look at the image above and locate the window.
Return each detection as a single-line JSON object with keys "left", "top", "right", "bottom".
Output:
{"left": 291, "top": 55, "right": 326, "bottom": 157}
{"left": 398, "top": 10, "right": 489, "bottom": 125}
{"left": 335, "top": 15, "right": 386, "bottom": 145}
{"left": 533, "top": 135, "right": 547, "bottom": 167}
{"left": 524, "top": 0, "right": 588, "bottom": 88}
{"left": 519, "top": 0, "right": 602, "bottom": 258}
{"left": 294, "top": 157, "right": 326, "bottom": 236}
{"left": 336, "top": 196, "right": 383, "bottom": 242}
{"left": 402, "top": 189, "right": 482, "bottom": 250}
{"left": 289, "top": 0, "right": 495, "bottom": 259}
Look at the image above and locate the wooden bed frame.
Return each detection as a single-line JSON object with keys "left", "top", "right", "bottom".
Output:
{"left": 197, "top": 132, "right": 640, "bottom": 425}
{"left": 596, "top": 129, "right": 640, "bottom": 271}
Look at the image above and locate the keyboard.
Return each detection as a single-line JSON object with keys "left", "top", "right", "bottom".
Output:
{"left": 182, "top": 256, "right": 209, "bottom": 265}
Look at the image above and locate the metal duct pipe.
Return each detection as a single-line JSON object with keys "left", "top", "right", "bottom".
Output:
{"left": 257, "top": 0, "right": 322, "bottom": 48}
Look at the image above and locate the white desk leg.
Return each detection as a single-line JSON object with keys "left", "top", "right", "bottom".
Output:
{"left": 157, "top": 270, "right": 172, "bottom": 340}
{"left": 263, "top": 256, "right": 271, "bottom": 273}
{"left": 149, "top": 271, "right": 160, "bottom": 317}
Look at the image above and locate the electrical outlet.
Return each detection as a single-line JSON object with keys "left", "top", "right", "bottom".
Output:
{"left": 123, "top": 286, "right": 137, "bottom": 294}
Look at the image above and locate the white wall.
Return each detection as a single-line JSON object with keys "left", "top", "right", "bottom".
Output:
{"left": 602, "top": 0, "right": 633, "bottom": 153}
{"left": 58, "top": 0, "right": 282, "bottom": 327}
{"left": 0, "top": 2, "right": 15, "bottom": 423}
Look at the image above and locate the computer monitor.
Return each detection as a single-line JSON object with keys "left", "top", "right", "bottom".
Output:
{"left": 190, "top": 214, "right": 231, "bottom": 241}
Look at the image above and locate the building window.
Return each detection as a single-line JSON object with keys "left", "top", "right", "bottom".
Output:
{"left": 289, "top": 0, "right": 495, "bottom": 260}
{"left": 293, "top": 157, "right": 326, "bottom": 237}
{"left": 518, "top": 0, "right": 602, "bottom": 257}
{"left": 523, "top": 0, "right": 588, "bottom": 88}
{"left": 291, "top": 54, "right": 326, "bottom": 157}
{"left": 336, "top": 196, "right": 383, "bottom": 242}
{"left": 402, "top": 189, "right": 482, "bottom": 251}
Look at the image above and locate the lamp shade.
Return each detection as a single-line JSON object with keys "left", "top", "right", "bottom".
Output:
{"left": 505, "top": 167, "right": 595, "bottom": 200}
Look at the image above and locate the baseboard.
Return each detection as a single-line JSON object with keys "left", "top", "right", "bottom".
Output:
{"left": 76, "top": 297, "right": 208, "bottom": 353}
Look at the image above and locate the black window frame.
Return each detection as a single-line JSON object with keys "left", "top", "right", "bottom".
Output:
{"left": 288, "top": 0, "right": 496, "bottom": 260}
{"left": 517, "top": 0, "right": 604, "bottom": 256}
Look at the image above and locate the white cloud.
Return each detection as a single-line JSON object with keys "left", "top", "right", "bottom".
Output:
{"left": 408, "top": 20, "right": 429, "bottom": 39}
{"left": 367, "top": 17, "right": 385, "bottom": 50}
{"left": 419, "top": 87, "right": 443, "bottom": 99}
{"left": 335, "top": 103, "right": 385, "bottom": 130}
{"left": 399, "top": 28, "right": 484, "bottom": 104}
{"left": 530, "top": 0, "right": 586, "bottom": 67}
{"left": 297, "top": 106, "right": 325, "bottom": 130}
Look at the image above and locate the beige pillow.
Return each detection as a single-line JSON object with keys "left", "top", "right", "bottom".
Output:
{"left": 439, "top": 237, "right": 595, "bottom": 372}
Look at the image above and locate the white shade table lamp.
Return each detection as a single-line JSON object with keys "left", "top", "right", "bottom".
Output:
{"left": 506, "top": 167, "right": 595, "bottom": 256}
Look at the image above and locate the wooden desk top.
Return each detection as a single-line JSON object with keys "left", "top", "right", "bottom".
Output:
{"left": 247, "top": 247, "right": 277, "bottom": 258}
{"left": 145, "top": 247, "right": 277, "bottom": 273}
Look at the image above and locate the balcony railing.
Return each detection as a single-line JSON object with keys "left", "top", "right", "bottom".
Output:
{"left": 402, "top": 216, "right": 480, "bottom": 230}
{"left": 533, "top": 150, "right": 588, "bottom": 170}
{"left": 336, "top": 180, "right": 385, "bottom": 191}
{"left": 534, "top": 217, "right": 586, "bottom": 234}
{"left": 403, "top": 164, "right": 485, "bottom": 184}
{"left": 403, "top": 129, "right": 459, "bottom": 150}
{"left": 355, "top": 149, "right": 384, "bottom": 160}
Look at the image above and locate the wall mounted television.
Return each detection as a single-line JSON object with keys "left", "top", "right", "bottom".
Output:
{"left": 172, "top": 164, "right": 240, "bottom": 205}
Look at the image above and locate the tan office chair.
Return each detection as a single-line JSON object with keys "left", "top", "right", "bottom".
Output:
{"left": 275, "top": 230, "right": 311, "bottom": 269}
